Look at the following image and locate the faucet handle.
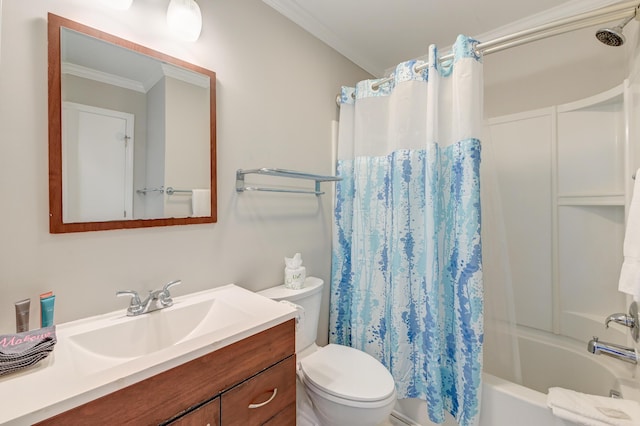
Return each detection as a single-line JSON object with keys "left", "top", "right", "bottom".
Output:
{"left": 159, "top": 280, "right": 181, "bottom": 307}
{"left": 116, "top": 290, "right": 143, "bottom": 315}
{"left": 116, "top": 290, "right": 141, "bottom": 304}
{"left": 605, "top": 313, "right": 635, "bottom": 328}
{"left": 605, "top": 302, "right": 640, "bottom": 343}
{"left": 162, "top": 279, "right": 182, "bottom": 294}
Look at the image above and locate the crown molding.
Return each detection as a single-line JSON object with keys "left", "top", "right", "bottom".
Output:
{"left": 385, "top": 0, "right": 627, "bottom": 74}
{"left": 473, "top": 0, "right": 625, "bottom": 43}
{"left": 161, "top": 63, "right": 210, "bottom": 88}
{"left": 265, "top": 0, "right": 625, "bottom": 78}
{"left": 62, "top": 61, "right": 211, "bottom": 95}
{"left": 62, "top": 62, "right": 147, "bottom": 93}
{"left": 262, "top": 0, "right": 384, "bottom": 76}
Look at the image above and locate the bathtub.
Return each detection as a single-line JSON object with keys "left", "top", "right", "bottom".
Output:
{"left": 480, "top": 326, "right": 640, "bottom": 426}
{"left": 394, "top": 325, "right": 640, "bottom": 426}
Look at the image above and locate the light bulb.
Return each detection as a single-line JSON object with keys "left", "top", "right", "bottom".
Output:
{"left": 167, "top": 0, "right": 202, "bottom": 42}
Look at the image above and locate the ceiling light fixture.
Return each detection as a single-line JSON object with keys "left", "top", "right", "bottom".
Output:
{"left": 166, "top": 0, "right": 202, "bottom": 42}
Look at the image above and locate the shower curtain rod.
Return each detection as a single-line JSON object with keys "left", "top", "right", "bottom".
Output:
{"left": 364, "top": 1, "right": 640, "bottom": 91}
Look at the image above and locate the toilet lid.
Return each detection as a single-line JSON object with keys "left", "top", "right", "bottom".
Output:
{"left": 299, "top": 344, "right": 396, "bottom": 402}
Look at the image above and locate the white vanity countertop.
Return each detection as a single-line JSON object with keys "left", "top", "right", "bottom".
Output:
{"left": 0, "top": 284, "right": 297, "bottom": 425}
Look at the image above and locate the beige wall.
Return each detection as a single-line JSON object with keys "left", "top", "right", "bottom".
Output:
{"left": 145, "top": 80, "right": 166, "bottom": 219}
{"left": 164, "top": 76, "right": 210, "bottom": 218}
{"left": 0, "top": 0, "right": 371, "bottom": 341}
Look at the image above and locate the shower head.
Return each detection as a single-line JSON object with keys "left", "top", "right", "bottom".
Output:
{"left": 596, "top": 15, "right": 634, "bottom": 47}
{"left": 596, "top": 26, "right": 626, "bottom": 46}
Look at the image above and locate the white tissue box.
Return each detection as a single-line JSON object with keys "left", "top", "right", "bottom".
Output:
{"left": 284, "top": 267, "right": 306, "bottom": 289}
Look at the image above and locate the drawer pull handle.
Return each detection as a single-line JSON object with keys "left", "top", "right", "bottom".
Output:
{"left": 248, "top": 388, "right": 278, "bottom": 409}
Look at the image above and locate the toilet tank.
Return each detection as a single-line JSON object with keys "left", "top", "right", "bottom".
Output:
{"left": 257, "top": 277, "right": 324, "bottom": 353}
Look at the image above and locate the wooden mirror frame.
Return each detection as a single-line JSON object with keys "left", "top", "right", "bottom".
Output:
{"left": 48, "top": 13, "right": 217, "bottom": 233}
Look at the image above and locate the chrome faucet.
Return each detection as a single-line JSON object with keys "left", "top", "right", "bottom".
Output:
{"left": 117, "top": 280, "right": 182, "bottom": 316}
{"left": 587, "top": 337, "right": 637, "bottom": 364}
{"left": 604, "top": 302, "right": 640, "bottom": 342}
{"left": 605, "top": 312, "right": 636, "bottom": 329}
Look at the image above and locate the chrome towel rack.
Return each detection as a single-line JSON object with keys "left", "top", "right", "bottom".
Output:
{"left": 136, "top": 187, "right": 164, "bottom": 195}
{"left": 136, "top": 186, "right": 193, "bottom": 195}
{"left": 236, "top": 168, "right": 342, "bottom": 195}
{"left": 165, "top": 187, "right": 192, "bottom": 195}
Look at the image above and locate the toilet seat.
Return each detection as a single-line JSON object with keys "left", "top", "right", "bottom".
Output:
{"left": 299, "top": 344, "right": 396, "bottom": 405}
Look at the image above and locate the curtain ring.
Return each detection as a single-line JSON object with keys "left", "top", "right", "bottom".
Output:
{"left": 471, "top": 40, "right": 482, "bottom": 58}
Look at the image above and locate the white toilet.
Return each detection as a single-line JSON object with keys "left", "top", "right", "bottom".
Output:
{"left": 258, "top": 277, "right": 397, "bottom": 426}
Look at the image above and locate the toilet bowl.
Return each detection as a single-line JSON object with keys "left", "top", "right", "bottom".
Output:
{"left": 258, "top": 277, "right": 396, "bottom": 426}
{"left": 298, "top": 343, "right": 396, "bottom": 426}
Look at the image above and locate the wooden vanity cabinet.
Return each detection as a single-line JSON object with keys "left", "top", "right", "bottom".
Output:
{"left": 166, "top": 397, "right": 220, "bottom": 425}
{"left": 37, "top": 320, "right": 295, "bottom": 426}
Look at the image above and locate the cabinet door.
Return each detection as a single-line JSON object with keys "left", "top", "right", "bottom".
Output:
{"left": 221, "top": 356, "right": 296, "bottom": 426}
{"left": 167, "top": 398, "right": 220, "bottom": 426}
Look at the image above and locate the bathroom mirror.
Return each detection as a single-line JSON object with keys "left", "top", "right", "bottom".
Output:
{"left": 48, "top": 13, "right": 217, "bottom": 233}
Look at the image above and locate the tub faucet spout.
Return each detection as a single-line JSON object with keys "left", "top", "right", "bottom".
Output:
{"left": 587, "top": 336, "right": 637, "bottom": 364}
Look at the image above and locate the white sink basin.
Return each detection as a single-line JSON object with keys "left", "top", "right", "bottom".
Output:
{"left": 59, "top": 284, "right": 287, "bottom": 375}
{"left": 68, "top": 298, "right": 245, "bottom": 360}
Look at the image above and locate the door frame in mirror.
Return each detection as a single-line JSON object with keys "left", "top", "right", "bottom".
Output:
{"left": 48, "top": 13, "right": 217, "bottom": 233}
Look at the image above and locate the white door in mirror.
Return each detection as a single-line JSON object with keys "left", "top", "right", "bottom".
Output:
{"left": 62, "top": 102, "right": 134, "bottom": 223}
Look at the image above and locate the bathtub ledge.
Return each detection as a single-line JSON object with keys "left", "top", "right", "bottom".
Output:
{"left": 619, "top": 378, "right": 640, "bottom": 403}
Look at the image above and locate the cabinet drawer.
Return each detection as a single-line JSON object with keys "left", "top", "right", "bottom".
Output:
{"left": 167, "top": 398, "right": 220, "bottom": 426}
{"left": 262, "top": 403, "right": 295, "bottom": 426}
{"left": 221, "top": 356, "right": 296, "bottom": 426}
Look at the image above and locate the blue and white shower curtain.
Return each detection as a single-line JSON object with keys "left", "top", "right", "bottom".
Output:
{"left": 330, "top": 36, "right": 484, "bottom": 426}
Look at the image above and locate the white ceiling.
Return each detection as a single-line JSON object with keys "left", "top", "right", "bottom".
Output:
{"left": 262, "top": 0, "right": 632, "bottom": 80}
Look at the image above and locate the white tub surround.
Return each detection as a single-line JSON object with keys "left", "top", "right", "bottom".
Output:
{"left": 0, "top": 285, "right": 296, "bottom": 425}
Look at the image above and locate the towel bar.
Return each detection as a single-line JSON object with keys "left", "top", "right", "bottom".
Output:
{"left": 136, "top": 187, "right": 164, "bottom": 194}
{"left": 165, "top": 187, "right": 192, "bottom": 195}
{"left": 236, "top": 168, "right": 341, "bottom": 196}
{"left": 136, "top": 187, "right": 193, "bottom": 195}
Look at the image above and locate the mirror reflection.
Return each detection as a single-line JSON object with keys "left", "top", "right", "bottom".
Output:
{"left": 48, "top": 14, "right": 217, "bottom": 233}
